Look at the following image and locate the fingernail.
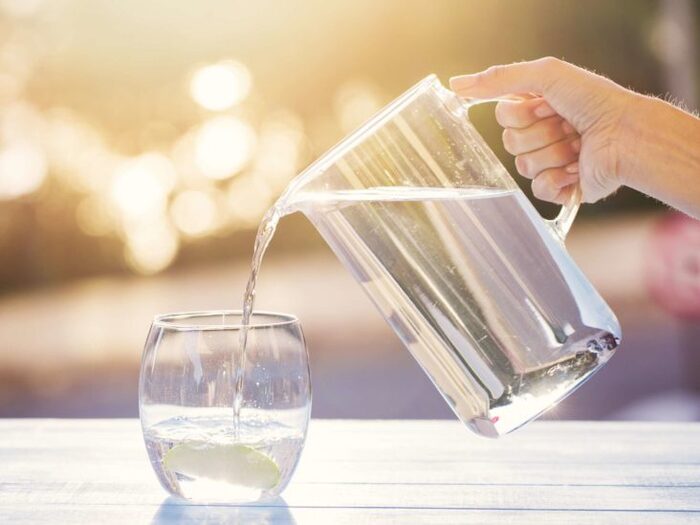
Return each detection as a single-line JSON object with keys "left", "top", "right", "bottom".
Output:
{"left": 570, "top": 138, "right": 581, "bottom": 153}
{"left": 565, "top": 161, "right": 579, "bottom": 174}
{"left": 449, "top": 75, "right": 477, "bottom": 90}
{"left": 561, "top": 120, "right": 576, "bottom": 135}
{"left": 534, "top": 102, "right": 556, "bottom": 118}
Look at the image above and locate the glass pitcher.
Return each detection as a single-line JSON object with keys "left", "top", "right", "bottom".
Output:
{"left": 280, "top": 75, "right": 621, "bottom": 438}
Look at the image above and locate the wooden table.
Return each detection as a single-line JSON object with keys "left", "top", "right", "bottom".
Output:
{"left": 1, "top": 419, "right": 699, "bottom": 523}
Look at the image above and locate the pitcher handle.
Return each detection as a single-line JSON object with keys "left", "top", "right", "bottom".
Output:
{"left": 547, "top": 183, "right": 581, "bottom": 241}
{"left": 460, "top": 96, "right": 582, "bottom": 242}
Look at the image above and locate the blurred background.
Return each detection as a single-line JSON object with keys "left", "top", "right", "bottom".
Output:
{"left": 0, "top": 0, "right": 698, "bottom": 420}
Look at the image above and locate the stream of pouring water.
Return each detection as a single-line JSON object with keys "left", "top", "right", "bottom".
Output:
{"left": 234, "top": 204, "right": 283, "bottom": 435}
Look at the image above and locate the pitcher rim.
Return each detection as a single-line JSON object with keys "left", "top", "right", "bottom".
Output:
{"left": 282, "top": 74, "right": 441, "bottom": 198}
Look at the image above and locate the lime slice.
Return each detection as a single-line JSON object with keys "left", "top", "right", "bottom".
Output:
{"left": 163, "top": 442, "right": 280, "bottom": 489}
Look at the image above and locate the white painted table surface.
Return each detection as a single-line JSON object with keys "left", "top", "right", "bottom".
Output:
{"left": 1, "top": 419, "right": 699, "bottom": 524}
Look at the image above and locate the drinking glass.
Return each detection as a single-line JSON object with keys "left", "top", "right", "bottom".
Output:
{"left": 139, "top": 311, "right": 311, "bottom": 504}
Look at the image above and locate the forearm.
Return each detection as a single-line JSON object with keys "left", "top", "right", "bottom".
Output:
{"left": 622, "top": 95, "right": 700, "bottom": 218}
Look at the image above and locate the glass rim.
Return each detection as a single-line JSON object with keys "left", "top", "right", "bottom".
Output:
{"left": 152, "top": 310, "right": 300, "bottom": 331}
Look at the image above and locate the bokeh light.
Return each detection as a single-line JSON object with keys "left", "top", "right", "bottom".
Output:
{"left": 45, "top": 110, "right": 117, "bottom": 194}
{"left": 190, "top": 61, "right": 252, "bottom": 111}
{"left": 75, "top": 195, "right": 114, "bottom": 237}
{"left": 0, "top": 40, "right": 34, "bottom": 102}
{"left": 333, "top": 80, "right": 383, "bottom": 133}
{"left": 170, "top": 189, "right": 219, "bottom": 238}
{"left": 110, "top": 153, "right": 176, "bottom": 221}
{"left": 0, "top": 0, "right": 44, "bottom": 18}
{"left": 0, "top": 140, "right": 47, "bottom": 200}
{"left": 227, "top": 174, "right": 274, "bottom": 226}
{"left": 0, "top": 72, "right": 22, "bottom": 103}
{"left": 124, "top": 218, "right": 179, "bottom": 275}
{"left": 194, "top": 116, "right": 256, "bottom": 180}
{"left": 253, "top": 112, "right": 306, "bottom": 190}
{"left": 0, "top": 102, "right": 43, "bottom": 144}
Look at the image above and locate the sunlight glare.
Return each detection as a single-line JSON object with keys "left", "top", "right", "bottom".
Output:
{"left": 195, "top": 116, "right": 256, "bottom": 180}
{"left": 75, "top": 196, "right": 114, "bottom": 237}
{"left": 0, "top": 0, "right": 44, "bottom": 18}
{"left": 170, "top": 189, "right": 219, "bottom": 237}
{"left": 190, "top": 61, "right": 252, "bottom": 111}
{"left": 110, "top": 153, "right": 176, "bottom": 220}
{"left": 254, "top": 113, "right": 305, "bottom": 189}
{"left": 227, "top": 175, "right": 272, "bottom": 226}
{"left": 334, "top": 80, "right": 382, "bottom": 133}
{"left": 0, "top": 141, "right": 47, "bottom": 200}
{"left": 124, "top": 218, "right": 179, "bottom": 275}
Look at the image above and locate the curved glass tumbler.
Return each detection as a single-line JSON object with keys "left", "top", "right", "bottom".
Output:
{"left": 139, "top": 311, "right": 311, "bottom": 503}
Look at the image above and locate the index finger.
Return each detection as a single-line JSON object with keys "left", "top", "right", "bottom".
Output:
{"left": 449, "top": 57, "right": 564, "bottom": 99}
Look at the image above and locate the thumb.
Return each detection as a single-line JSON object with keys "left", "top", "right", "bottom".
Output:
{"left": 449, "top": 57, "right": 567, "bottom": 99}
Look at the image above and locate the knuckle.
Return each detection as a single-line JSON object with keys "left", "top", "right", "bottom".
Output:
{"left": 538, "top": 56, "right": 562, "bottom": 71}
{"left": 485, "top": 64, "right": 507, "bottom": 82}
{"left": 533, "top": 57, "right": 567, "bottom": 92}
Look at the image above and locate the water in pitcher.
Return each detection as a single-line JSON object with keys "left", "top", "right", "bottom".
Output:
{"left": 239, "top": 185, "right": 618, "bottom": 437}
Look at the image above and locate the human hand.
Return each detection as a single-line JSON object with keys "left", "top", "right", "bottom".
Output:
{"left": 450, "top": 57, "right": 636, "bottom": 204}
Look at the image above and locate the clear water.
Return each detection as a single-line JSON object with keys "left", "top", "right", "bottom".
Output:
{"left": 144, "top": 413, "right": 305, "bottom": 502}
{"left": 241, "top": 186, "right": 619, "bottom": 437}
{"left": 235, "top": 207, "right": 281, "bottom": 435}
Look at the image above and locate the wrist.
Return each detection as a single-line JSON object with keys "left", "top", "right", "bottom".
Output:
{"left": 620, "top": 93, "right": 700, "bottom": 216}
{"left": 613, "top": 91, "right": 653, "bottom": 187}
